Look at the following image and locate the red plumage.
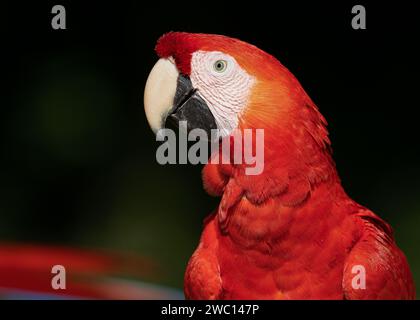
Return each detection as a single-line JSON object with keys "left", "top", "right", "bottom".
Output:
{"left": 157, "top": 32, "right": 415, "bottom": 299}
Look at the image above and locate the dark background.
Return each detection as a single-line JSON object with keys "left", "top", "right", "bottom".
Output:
{"left": 2, "top": 1, "right": 420, "bottom": 294}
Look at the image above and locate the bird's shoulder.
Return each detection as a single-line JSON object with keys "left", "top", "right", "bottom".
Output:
{"left": 342, "top": 208, "right": 415, "bottom": 299}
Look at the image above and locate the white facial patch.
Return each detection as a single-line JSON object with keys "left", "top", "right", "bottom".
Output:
{"left": 190, "top": 51, "right": 255, "bottom": 137}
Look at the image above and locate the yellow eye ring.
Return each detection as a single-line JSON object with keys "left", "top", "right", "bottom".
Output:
{"left": 213, "top": 60, "right": 227, "bottom": 73}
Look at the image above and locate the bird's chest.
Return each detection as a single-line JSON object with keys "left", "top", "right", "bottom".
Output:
{"left": 216, "top": 208, "right": 352, "bottom": 299}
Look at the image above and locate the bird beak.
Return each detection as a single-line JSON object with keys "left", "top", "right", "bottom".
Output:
{"left": 144, "top": 58, "right": 218, "bottom": 136}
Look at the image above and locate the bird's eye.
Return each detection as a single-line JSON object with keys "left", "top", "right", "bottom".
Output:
{"left": 213, "top": 60, "right": 227, "bottom": 73}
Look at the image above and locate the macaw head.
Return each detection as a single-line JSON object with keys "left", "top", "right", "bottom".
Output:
{"left": 144, "top": 32, "right": 336, "bottom": 204}
{"left": 144, "top": 32, "right": 331, "bottom": 170}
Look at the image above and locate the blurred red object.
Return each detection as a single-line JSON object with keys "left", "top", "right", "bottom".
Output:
{"left": 0, "top": 242, "right": 182, "bottom": 299}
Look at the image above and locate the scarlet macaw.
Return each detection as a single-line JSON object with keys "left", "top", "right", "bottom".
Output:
{"left": 143, "top": 32, "right": 415, "bottom": 299}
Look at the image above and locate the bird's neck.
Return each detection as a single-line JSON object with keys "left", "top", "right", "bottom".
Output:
{"left": 204, "top": 140, "right": 358, "bottom": 253}
{"left": 202, "top": 114, "right": 346, "bottom": 236}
